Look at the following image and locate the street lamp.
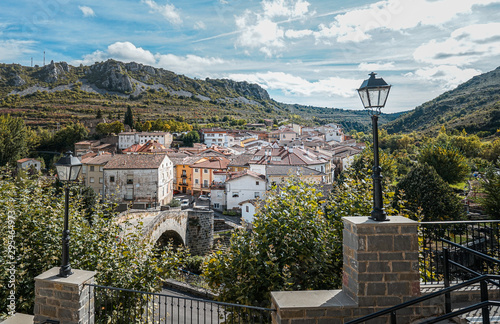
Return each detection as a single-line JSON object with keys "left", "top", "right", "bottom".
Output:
{"left": 357, "top": 72, "right": 391, "bottom": 221}
{"left": 54, "top": 151, "right": 82, "bottom": 277}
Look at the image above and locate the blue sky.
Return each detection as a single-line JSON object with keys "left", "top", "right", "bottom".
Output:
{"left": 1, "top": 0, "right": 500, "bottom": 113}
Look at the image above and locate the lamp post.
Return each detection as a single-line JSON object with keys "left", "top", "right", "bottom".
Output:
{"left": 54, "top": 151, "right": 82, "bottom": 277}
{"left": 357, "top": 72, "right": 391, "bottom": 221}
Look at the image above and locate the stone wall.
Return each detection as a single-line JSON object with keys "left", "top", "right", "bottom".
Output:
{"left": 34, "top": 267, "right": 96, "bottom": 324}
{"left": 186, "top": 209, "right": 214, "bottom": 255}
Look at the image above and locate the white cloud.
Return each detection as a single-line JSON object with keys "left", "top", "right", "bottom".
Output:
{"left": 78, "top": 5, "right": 95, "bottom": 17}
{"left": 194, "top": 21, "right": 206, "bottom": 30}
{"left": 156, "top": 54, "right": 225, "bottom": 75}
{"left": 358, "top": 62, "right": 395, "bottom": 71}
{"left": 0, "top": 40, "right": 36, "bottom": 61}
{"left": 235, "top": 14, "right": 285, "bottom": 57}
{"left": 315, "top": 0, "right": 500, "bottom": 43}
{"left": 72, "top": 42, "right": 226, "bottom": 77}
{"left": 285, "top": 29, "right": 313, "bottom": 39}
{"left": 228, "top": 71, "right": 359, "bottom": 98}
{"left": 234, "top": 0, "right": 312, "bottom": 56}
{"left": 262, "top": 0, "right": 310, "bottom": 19}
{"left": 405, "top": 65, "right": 481, "bottom": 90}
{"left": 141, "top": 0, "right": 182, "bottom": 25}
{"left": 414, "top": 23, "right": 500, "bottom": 66}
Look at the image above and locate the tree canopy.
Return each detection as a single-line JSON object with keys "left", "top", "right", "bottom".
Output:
{"left": 203, "top": 178, "right": 342, "bottom": 307}
{"left": 0, "top": 171, "right": 188, "bottom": 315}
{"left": 395, "top": 163, "right": 466, "bottom": 222}
{"left": 0, "top": 115, "right": 30, "bottom": 166}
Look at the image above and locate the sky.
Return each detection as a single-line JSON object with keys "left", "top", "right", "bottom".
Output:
{"left": 1, "top": 0, "right": 500, "bottom": 113}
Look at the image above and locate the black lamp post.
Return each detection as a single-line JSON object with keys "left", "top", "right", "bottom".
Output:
{"left": 54, "top": 151, "right": 82, "bottom": 277}
{"left": 357, "top": 72, "right": 391, "bottom": 221}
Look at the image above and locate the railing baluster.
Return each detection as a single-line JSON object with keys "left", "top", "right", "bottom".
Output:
{"left": 480, "top": 279, "right": 490, "bottom": 324}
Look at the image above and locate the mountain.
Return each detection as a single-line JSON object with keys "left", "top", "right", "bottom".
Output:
{"left": 384, "top": 67, "right": 500, "bottom": 135}
{"left": 0, "top": 59, "right": 399, "bottom": 132}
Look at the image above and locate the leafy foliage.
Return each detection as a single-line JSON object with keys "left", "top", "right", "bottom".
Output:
{"left": 0, "top": 171, "right": 188, "bottom": 315}
{"left": 182, "top": 130, "right": 200, "bottom": 147}
{"left": 395, "top": 163, "right": 466, "bottom": 222}
{"left": 479, "top": 168, "right": 500, "bottom": 219}
{"left": 203, "top": 178, "right": 342, "bottom": 307}
{"left": 0, "top": 115, "right": 30, "bottom": 166}
{"left": 417, "top": 144, "right": 470, "bottom": 184}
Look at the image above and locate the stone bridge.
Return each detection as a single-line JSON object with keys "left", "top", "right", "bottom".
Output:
{"left": 116, "top": 207, "right": 214, "bottom": 255}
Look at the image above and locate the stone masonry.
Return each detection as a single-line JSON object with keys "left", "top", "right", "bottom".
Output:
{"left": 34, "top": 267, "right": 96, "bottom": 324}
{"left": 272, "top": 216, "right": 442, "bottom": 323}
{"left": 186, "top": 209, "right": 214, "bottom": 255}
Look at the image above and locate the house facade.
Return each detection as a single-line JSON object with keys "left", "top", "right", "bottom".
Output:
{"left": 190, "top": 157, "right": 230, "bottom": 196}
{"left": 17, "top": 158, "right": 42, "bottom": 172}
{"left": 81, "top": 153, "right": 113, "bottom": 196}
{"left": 225, "top": 170, "right": 266, "bottom": 210}
{"left": 103, "top": 154, "right": 173, "bottom": 209}
{"left": 118, "top": 131, "right": 173, "bottom": 150}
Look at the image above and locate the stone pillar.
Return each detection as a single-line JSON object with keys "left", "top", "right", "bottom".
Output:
{"left": 34, "top": 267, "right": 96, "bottom": 324}
{"left": 342, "top": 216, "right": 421, "bottom": 317}
{"left": 186, "top": 209, "right": 214, "bottom": 255}
{"left": 272, "top": 216, "right": 423, "bottom": 323}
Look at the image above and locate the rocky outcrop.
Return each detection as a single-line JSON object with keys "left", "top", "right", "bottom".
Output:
{"left": 206, "top": 78, "right": 270, "bottom": 101}
{"left": 86, "top": 60, "right": 134, "bottom": 93}
{"left": 35, "top": 60, "right": 71, "bottom": 83}
{"left": 9, "top": 74, "right": 26, "bottom": 86}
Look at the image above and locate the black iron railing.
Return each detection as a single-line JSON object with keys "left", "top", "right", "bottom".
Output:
{"left": 419, "top": 220, "right": 500, "bottom": 285}
{"left": 345, "top": 275, "right": 500, "bottom": 324}
{"left": 87, "top": 284, "right": 274, "bottom": 324}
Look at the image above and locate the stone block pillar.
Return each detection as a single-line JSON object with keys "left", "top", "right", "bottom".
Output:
{"left": 272, "top": 216, "right": 423, "bottom": 323}
{"left": 342, "top": 216, "right": 421, "bottom": 314}
{"left": 34, "top": 267, "right": 96, "bottom": 324}
{"left": 186, "top": 209, "right": 214, "bottom": 255}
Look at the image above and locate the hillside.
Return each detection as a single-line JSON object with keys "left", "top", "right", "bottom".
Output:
{"left": 0, "top": 60, "right": 399, "bottom": 132}
{"left": 384, "top": 67, "right": 500, "bottom": 135}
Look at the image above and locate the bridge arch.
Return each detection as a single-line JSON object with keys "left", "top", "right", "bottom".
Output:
{"left": 155, "top": 230, "right": 184, "bottom": 249}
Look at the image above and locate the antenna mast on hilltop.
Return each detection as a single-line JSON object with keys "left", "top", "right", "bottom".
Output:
{"left": 43, "top": 51, "right": 46, "bottom": 66}
{"left": 31, "top": 57, "right": 33, "bottom": 67}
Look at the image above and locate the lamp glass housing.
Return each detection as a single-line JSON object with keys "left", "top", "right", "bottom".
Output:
{"left": 55, "top": 152, "right": 82, "bottom": 182}
{"left": 357, "top": 72, "right": 391, "bottom": 110}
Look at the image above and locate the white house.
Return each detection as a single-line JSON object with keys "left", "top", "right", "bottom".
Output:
{"left": 118, "top": 131, "right": 173, "bottom": 150}
{"left": 202, "top": 129, "right": 235, "bottom": 147}
{"left": 103, "top": 154, "right": 173, "bottom": 209}
{"left": 17, "top": 158, "right": 42, "bottom": 172}
{"left": 239, "top": 200, "right": 260, "bottom": 223}
{"left": 225, "top": 170, "right": 266, "bottom": 210}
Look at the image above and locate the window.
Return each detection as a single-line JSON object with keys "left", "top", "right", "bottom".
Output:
{"left": 195, "top": 179, "right": 199, "bottom": 184}
{"left": 232, "top": 192, "right": 239, "bottom": 198}
{"left": 182, "top": 178, "right": 187, "bottom": 184}
{"left": 203, "top": 180, "right": 209, "bottom": 187}
{"left": 99, "top": 189, "right": 103, "bottom": 195}
{"left": 213, "top": 203, "right": 220, "bottom": 209}
{"left": 90, "top": 166, "right": 95, "bottom": 172}
{"left": 204, "top": 169, "right": 208, "bottom": 174}
{"left": 82, "top": 165, "right": 87, "bottom": 174}
{"left": 127, "top": 178, "right": 133, "bottom": 185}
{"left": 194, "top": 169, "right": 199, "bottom": 173}
{"left": 256, "top": 181, "right": 260, "bottom": 186}
{"left": 110, "top": 176, "right": 115, "bottom": 182}
{"left": 182, "top": 170, "right": 187, "bottom": 176}
{"left": 246, "top": 206, "right": 249, "bottom": 213}
{"left": 99, "top": 178, "right": 103, "bottom": 184}
{"left": 99, "top": 166, "right": 103, "bottom": 172}
{"left": 90, "top": 177, "right": 95, "bottom": 183}
{"left": 254, "top": 192, "right": 260, "bottom": 198}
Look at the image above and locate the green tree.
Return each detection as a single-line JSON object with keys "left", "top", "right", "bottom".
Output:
{"left": 182, "top": 130, "right": 200, "bottom": 147}
{"left": 418, "top": 144, "right": 470, "bottom": 184}
{"left": 124, "top": 106, "right": 134, "bottom": 129}
{"left": 395, "top": 163, "right": 465, "bottom": 222}
{"left": 96, "top": 108, "right": 103, "bottom": 119}
{"left": 0, "top": 115, "right": 30, "bottom": 166}
{"left": 0, "top": 171, "right": 188, "bottom": 315}
{"left": 203, "top": 178, "right": 342, "bottom": 307}
{"left": 479, "top": 168, "right": 500, "bottom": 220}
{"left": 52, "top": 123, "right": 89, "bottom": 152}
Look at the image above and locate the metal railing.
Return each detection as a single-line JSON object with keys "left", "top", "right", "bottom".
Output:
{"left": 87, "top": 284, "right": 274, "bottom": 324}
{"left": 345, "top": 275, "right": 500, "bottom": 324}
{"left": 419, "top": 220, "right": 500, "bottom": 285}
